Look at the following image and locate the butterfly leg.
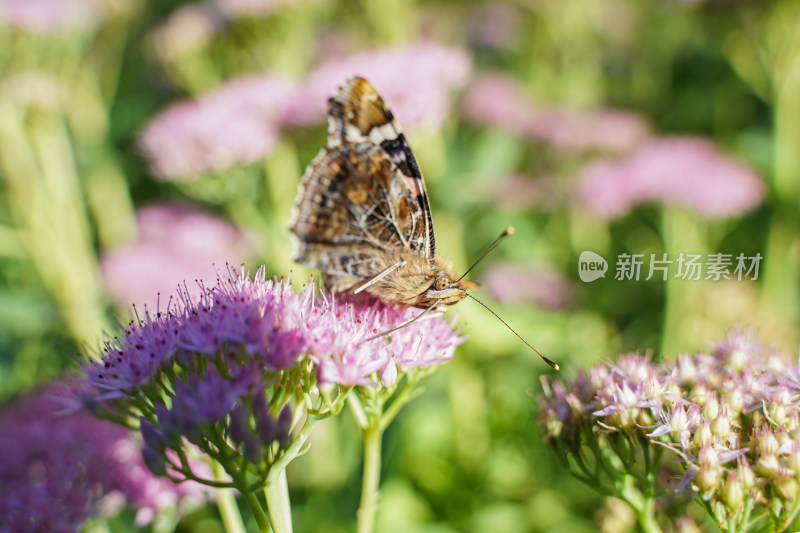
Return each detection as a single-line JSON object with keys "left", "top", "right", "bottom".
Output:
{"left": 353, "top": 260, "right": 407, "bottom": 294}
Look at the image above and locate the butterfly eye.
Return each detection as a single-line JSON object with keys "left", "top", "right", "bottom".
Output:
{"left": 434, "top": 276, "right": 451, "bottom": 291}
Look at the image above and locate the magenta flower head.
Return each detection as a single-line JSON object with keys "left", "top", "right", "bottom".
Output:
{"left": 83, "top": 266, "right": 463, "bottom": 511}
{"left": 139, "top": 74, "right": 296, "bottom": 179}
{"left": 0, "top": 382, "right": 210, "bottom": 533}
{"left": 100, "top": 204, "right": 254, "bottom": 308}
{"left": 285, "top": 42, "right": 472, "bottom": 130}
{"left": 577, "top": 137, "right": 766, "bottom": 219}
{"left": 537, "top": 331, "right": 800, "bottom": 533}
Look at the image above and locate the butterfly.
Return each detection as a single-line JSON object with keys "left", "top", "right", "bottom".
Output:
{"left": 290, "top": 76, "right": 478, "bottom": 309}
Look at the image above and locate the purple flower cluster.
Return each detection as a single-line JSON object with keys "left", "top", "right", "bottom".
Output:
{"left": 84, "top": 266, "right": 462, "bottom": 498}
{"left": 88, "top": 267, "right": 462, "bottom": 396}
{"left": 0, "top": 384, "right": 209, "bottom": 533}
{"left": 576, "top": 137, "right": 766, "bottom": 219}
{"left": 539, "top": 331, "right": 800, "bottom": 529}
{"left": 461, "top": 73, "right": 650, "bottom": 153}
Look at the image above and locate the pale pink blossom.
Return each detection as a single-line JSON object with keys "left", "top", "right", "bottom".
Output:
{"left": 577, "top": 137, "right": 766, "bottom": 218}
{"left": 0, "top": 0, "right": 102, "bottom": 32}
{"left": 215, "top": 0, "right": 325, "bottom": 18}
{"left": 462, "top": 73, "right": 650, "bottom": 152}
{"left": 139, "top": 74, "right": 296, "bottom": 179}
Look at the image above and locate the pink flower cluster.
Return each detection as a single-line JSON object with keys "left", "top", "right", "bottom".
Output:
{"left": 577, "top": 137, "right": 766, "bottom": 219}
{"left": 87, "top": 266, "right": 463, "bottom": 398}
{"left": 0, "top": 0, "right": 105, "bottom": 32}
{"left": 139, "top": 75, "right": 296, "bottom": 179}
{"left": 461, "top": 73, "right": 650, "bottom": 153}
{"left": 100, "top": 204, "right": 255, "bottom": 308}
{"left": 140, "top": 42, "right": 472, "bottom": 179}
{"left": 539, "top": 331, "right": 800, "bottom": 526}
{"left": 0, "top": 384, "right": 210, "bottom": 533}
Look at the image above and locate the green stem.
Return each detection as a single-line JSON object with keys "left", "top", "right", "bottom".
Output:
{"left": 213, "top": 462, "right": 247, "bottom": 533}
{"left": 619, "top": 474, "right": 663, "bottom": 533}
{"left": 356, "top": 423, "right": 384, "bottom": 533}
{"left": 264, "top": 469, "right": 293, "bottom": 533}
{"left": 240, "top": 483, "right": 272, "bottom": 533}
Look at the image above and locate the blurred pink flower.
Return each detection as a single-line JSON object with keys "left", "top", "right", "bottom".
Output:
{"left": 139, "top": 73, "right": 295, "bottom": 179}
{"left": 0, "top": 0, "right": 102, "bottom": 32}
{"left": 215, "top": 0, "right": 324, "bottom": 18}
{"left": 285, "top": 42, "right": 472, "bottom": 130}
{"left": 576, "top": 137, "right": 766, "bottom": 218}
{"left": 461, "top": 73, "right": 650, "bottom": 153}
{"left": 466, "top": 4, "right": 521, "bottom": 50}
{"left": 494, "top": 174, "right": 563, "bottom": 212}
{"left": 483, "top": 262, "right": 573, "bottom": 309}
{"left": 460, "top": 74, "right": 536, "bottom": 135}
{"left": 149, "top": 3, "right": 225, "bottom": 60}
{"left": 526, "top": 108, "right": 650, "bottom": 153}
{"left": 101, "top": 204, "right": 255, "bottom": 307}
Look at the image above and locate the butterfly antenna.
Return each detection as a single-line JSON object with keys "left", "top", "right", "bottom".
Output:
{"left": 454, "top": 227, "right": 515, "bottom": 284}
{"left": 362, "top": 305, "right": 439, "bottom": 343}
{"left": 465, "top": 292, "right": 559, "bottom": 370}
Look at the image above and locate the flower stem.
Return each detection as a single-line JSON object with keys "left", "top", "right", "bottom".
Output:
{"left": 237, "top": 479, "right": 271, "bottom": 533}
{"left": 619, "top": 474, "right": 663, "bottom": 533}
{"left": 356, "top": 423, "right": 383, "bottom": 533}
{"left": 264, "top": 469, "right": 293, "bottom": 533}
{"left": 213, "top": 462, "right": 247, "bottom": 533}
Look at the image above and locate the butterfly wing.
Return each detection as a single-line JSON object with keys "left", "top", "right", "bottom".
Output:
{"left": 290, "top": 77, "right": 435, "bottom": 289}
{"left": 326, "top": 77, "right": 435, "bottom": 258}
{"left": 291, "top": 142, "right": 427, "bottom": 288}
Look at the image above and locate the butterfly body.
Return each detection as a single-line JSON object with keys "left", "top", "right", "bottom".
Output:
{"left": 290, "top": 77, "right": 475, "bottom": 309}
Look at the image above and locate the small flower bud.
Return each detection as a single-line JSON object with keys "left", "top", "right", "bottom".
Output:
{"left": 776, "top": 474, "right": 798, "bottom": 502}
{"left": 696, "top": 463, "right": 722, "bottom": 493}
{"left": 696, "top": 445, "right": 722, "bottom": 492}
{"left": 142, "top": 445, "right": 167, "bottom": 476}
{"left": 725, "top": 389, "right": 744, "bottom": 417}
{"left": 156, "top": 404, "right": 181, "bottom": 448}
{"left": 721, "top": 471, "right": 744, "bottom": 510}
{"left": 229, "top": 403, "right": 250, "bottom": 445}
{"left": 754, "top": 426, "right": 779, "bottom": 456}
{"left": 140, "top": 417, "right": 165, "bottom": 453}
{"left": 710, "top": 409, "right": 731, "bottom": 441}
{"left": 737, "top": 460, "right": 756, "bottom": 491}
{"left": 693, "top": 423, "right": 712, "bottom": 447}
{"left": 243, "top": 434, "right": 262, "bottom": 464}
{"left": 755, "top": 453, "right": 781, "bottom": 479}
{"left": 703, "top": 393, "right": 719, "bottom": 420}
{"left": 277, "top": 405, "right": 292, "bottom": 448}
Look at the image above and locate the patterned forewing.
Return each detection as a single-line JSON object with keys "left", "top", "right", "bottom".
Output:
{"left": 327, "top": 77, "right": 436, "bottom": 257}
{"left": 291, "top": 143, "right": 427, "bottom": 282}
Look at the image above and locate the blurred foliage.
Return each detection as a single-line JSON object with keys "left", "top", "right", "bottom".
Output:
{"left": 1, "top": 0, "right": 798, "bottom": 531}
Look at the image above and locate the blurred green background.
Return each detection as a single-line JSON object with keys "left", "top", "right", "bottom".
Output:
{"left": 1, "top": 0, "right": 798, "bottom": 531}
